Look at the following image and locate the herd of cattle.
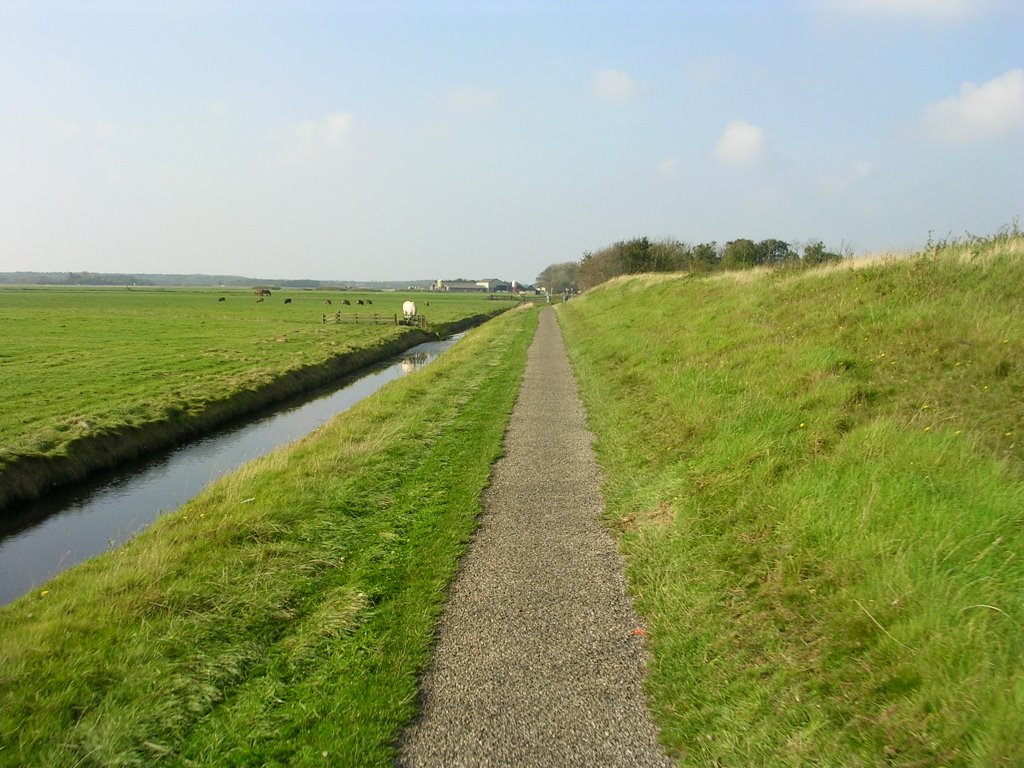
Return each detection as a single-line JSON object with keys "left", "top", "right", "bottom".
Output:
{"left": 218, "top": 294, "right": 376, "bottom": 306}
{"left": 219, "top": 293, "right": 427, "bottom": 327}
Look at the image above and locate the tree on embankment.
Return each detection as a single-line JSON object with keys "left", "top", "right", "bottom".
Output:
{"left": 550, "top": 234, "right": 844, "bottom": 292}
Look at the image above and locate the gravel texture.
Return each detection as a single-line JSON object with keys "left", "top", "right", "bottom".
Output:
{"left": 398, "top": 307, "right": 673, "bottom": 767}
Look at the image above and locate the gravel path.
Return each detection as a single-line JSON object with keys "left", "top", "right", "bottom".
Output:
{"left": 398, "top": 307, "right": 673, "bottom": 767}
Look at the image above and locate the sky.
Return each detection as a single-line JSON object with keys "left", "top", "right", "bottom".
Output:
{"left": 0, "top": 0, "right": 1022, "bottom": 284}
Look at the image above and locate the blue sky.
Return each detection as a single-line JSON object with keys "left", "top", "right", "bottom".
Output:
{"left": 1, "top": 1, "right": 1021, "bottom": 283}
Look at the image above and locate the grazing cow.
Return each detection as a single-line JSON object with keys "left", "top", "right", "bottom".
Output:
{"left": 365, "top": 299, "right": 373, "bottom": 305}
{"left": 284, "top": 298, "right": 292, "bottom": 304}
{"left": 218, "top": 297, "right": 226, "bottom": 302}
{"left": 256, "top": 298, "right": 264, "bottom": 303}
{"left": 402, "top": 300, "right": 417, "bottom": 318}
{"left": 357, "top": 299, "right": 365, "bottom": 305}
{"left": 325, "top": 299, "right": 332, "bottom": 305}
{"left": 342, "top": 299, "right": 351, "bottom": 305}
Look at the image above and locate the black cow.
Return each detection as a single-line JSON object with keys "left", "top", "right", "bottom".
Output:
{"left": 218, "top": 297, "right": 226, "bottom": 302}
{"left": 284, "top": 298, "right": 292, "bottom": 304}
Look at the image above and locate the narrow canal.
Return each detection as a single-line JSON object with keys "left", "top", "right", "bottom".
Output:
{"left": 0, "top": 335, "right": 460, "bottom": 606}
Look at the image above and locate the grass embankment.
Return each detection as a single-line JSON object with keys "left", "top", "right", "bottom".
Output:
{"left": 0, "top": 287, "right": 507, "bottom": 511}
{"left": 0, "top": 304, "right": 539, "bottom": 767}
{"left": 558, "top": 235, "right": 1023, "bottom": 766}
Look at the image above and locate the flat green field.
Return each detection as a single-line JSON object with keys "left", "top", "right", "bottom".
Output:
{"left": 0, "top": 287, "right": 504, "bottom": 469}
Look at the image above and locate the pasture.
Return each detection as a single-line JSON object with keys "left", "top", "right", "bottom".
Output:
{"left": 558, "top": 233, "right": 1023, "bottom": 766}
{"left": 0, "top": 287, "right": 502, "bottom": 474}
{"left": 0, "top": 305, "right": 539, "bottom": 767}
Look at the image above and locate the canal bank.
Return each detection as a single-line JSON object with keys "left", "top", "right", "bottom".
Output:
{"left": 0, "top": 310, "right": 506, "bottom": 516}
{"left": 0, "top": 304, "right": 539, "bottom": 767}
{"left": 0, "top": 334, "right": 463, "bottom": 605}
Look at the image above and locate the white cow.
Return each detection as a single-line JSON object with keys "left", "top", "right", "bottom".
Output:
{"left": 402, "top": 300, "right": 417, "bottom": 318}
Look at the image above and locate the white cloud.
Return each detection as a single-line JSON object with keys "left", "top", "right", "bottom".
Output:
{"left": 445, "top": 87, "right": 497, "bottom": 111}
{"left": 323, "top": 112, "right": 355, "bottom": 142}
{"left": 816, "top": 0, "right": 986, "bottom": 23}
{"left": 851, "top": 160, "right": 876, "bottom": 177}
{"left": 291, "top": 111, "right": 354, "bottom": 146}
{"left": 591, "top": 69, "right": 643, "bottom": 103}
{"left": 658, "top": 157, "right": 678, "bottom": 180}
{"left": 821, "top": 160, "right": 876, "bottom": 192}
{"left": 282, "top": 111, "right": 357, "bottom": 164}
{"left": 291, "top": 112, "right": 353, "bottom": 144}
{"left": 920, "top": 69, "right": 1024, "bottom": 143}
{"left": 714, "top": 120, "right": 766, "bottom": 167}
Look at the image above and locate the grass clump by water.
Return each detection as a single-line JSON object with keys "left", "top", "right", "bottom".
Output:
{"left": 0, "top": 305, "right": 538, "bottom": 767}
{"left": 558, "top": 233, "right": 1023, "bottom": 766}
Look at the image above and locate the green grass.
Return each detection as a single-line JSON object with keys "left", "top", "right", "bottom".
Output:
{"left": 558, "top": 234, "right": 1023, "bottom": 766}
{"left": 0, "top": 287, "right": 511, "bottom": 512}
{"left": 0, "top": 304, "right": 539, "bottom": 767}
{"left": 0, "top": 287, "right": 503, "bottom": 468}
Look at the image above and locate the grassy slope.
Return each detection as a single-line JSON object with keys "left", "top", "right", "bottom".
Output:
{"left": 0, "top": 305, "right": 538, "bottom": 767}
{"left": 0, "top": 288, "right": 501, "bottom": 467}
{"left": 558, "top": 236, "right": 1023, "bottom": 766}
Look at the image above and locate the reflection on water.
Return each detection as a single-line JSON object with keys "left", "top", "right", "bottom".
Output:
{"left": 401, "top": 352, "right": 428, "bottom": 373}
{"left": 0, "top": 335, "right": 460, "bottom": 606}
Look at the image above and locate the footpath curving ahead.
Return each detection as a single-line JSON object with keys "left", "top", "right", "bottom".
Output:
{"left": 399, "top": 307, "right": 672, "bottom": 767}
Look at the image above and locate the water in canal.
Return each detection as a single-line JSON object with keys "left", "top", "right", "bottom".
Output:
{"left": 0, "top": 335, "right": 460, "bottom": 606}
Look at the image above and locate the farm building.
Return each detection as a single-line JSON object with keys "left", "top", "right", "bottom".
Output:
{"left": 432, "top": 279, "right": 487, "bottom": 293}
{"left": 432, "top": 278, "right": 512, "bottom": 293}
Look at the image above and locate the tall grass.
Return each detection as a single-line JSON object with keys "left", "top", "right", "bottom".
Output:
{"left": 0, "top": 305, "right": 539, "bottom": 767}
{"left": 558, "top": 234, "right": 1023, "bottom": 766}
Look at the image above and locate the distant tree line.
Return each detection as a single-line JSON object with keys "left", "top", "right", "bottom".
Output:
{"left": 0, "top": 272, "right": 438, "bottom": 290}
{"left": 0, "top": 272, "right": 158, "bottom": 286}
{"left": 536, "top": 236, "right": 844, "bottom": 293}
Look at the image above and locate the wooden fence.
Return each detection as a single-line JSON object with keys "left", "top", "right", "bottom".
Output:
{"left": 322, "top": 312, "right": 395, "bottom": 326}
{"left": 321, "top": 312, "right": 428, "bottom": 329}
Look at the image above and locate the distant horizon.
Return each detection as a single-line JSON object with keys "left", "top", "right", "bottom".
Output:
{"left": 2, "top": 2, "right": 1020, "bottom": 281}
{"left": 0, "top": 269, "right": 536, "bottom": 288}
{"left": 0, "top": 225, "right": 999, "bottom": 287}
